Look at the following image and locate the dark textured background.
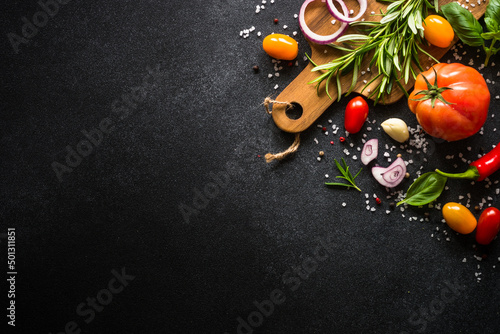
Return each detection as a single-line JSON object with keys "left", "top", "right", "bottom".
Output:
{"left": 1, "top": 0, "right": 500, "bottom": 333}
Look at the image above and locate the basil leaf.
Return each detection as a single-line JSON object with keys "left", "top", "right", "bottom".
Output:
{"left": 397, "top": 172, "right": 447, "bottom": 206}
{"left": 485, "top": 17, "right": 499, "bottom": 34}
{"left": 442, "top": 2, "right": 484, "bottom": 47}
{"left": 482, "top": 30, "right": 500, "bottom": 40}
{"left": 485, "top": 0, "right": 500, "bottom": 30}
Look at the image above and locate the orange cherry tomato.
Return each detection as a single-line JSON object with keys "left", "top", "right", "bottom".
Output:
{"left": 262, "top": 34, "right": 298, "bottom": 60}
{"left": 442, "top": 202, "right": 477, "bottom": 234}
{"left": 423, "top": 15, "right": 454, "bottom": 48}
{"left": 476, "top": 207, "right": 500, "bottom": 245}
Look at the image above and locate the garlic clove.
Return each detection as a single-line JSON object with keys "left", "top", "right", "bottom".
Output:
{"left": 381, "top": 118, "right": 409, "bottom": 143}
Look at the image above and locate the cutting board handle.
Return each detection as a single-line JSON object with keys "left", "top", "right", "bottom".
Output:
{"left": 271, "top": 61, "right": 340, "bottom": 133}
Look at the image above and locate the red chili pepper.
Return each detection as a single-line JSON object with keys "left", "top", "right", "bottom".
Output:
{"left": 436, "top": 142, "right": 500, "bottom": 181}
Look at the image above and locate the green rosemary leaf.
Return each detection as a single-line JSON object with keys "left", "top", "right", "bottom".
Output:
{"left": 326, "top": 70, "right": 336, "bottom": 100}
{"left": 326, "top": 158, "right": 362, "bottom": 191}
{"left": 336, "top": 72, "right": 342, "bottom": 101}
{"left": 311, "top": 63, "right": 336, "bottom": 72}
{"left": 408, "top": 12, "right": 417, "bottom": 34}
{"left": 307, "top": 71, "right": 331, "bottom": 85}
{"left": 387, "top": 0, "right": 404, "bottom": 12}
{"left": 324, "top": 182, "right": 358, "bottom": 189}
{"left": 305, "top": 53, "right": 318, "bottom": 67}
{"left": 337, "top": 34, "right": 371, "bottom": 43}
{"left": 348, "top": 56, "right": 360, "bottom": 94}
{"left": 380, "top": 11, "right": 400, "bottom": 24}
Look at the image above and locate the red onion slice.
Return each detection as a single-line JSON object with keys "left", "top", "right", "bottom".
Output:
{"left": 361, "top": 138, "right": 378, "bottom": 165}
{"left": 326, "top": 0, "right": 367, "bottom": 23}
{"left": 371, "top": 157, "right": 406, "bottom": 188}
{"left": 299, "top": 0, "right": 349, "bottom": 45}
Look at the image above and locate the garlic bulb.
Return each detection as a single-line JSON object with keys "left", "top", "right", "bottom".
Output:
{"left": 381, "top": 118, "right": 409, "bottom": 143}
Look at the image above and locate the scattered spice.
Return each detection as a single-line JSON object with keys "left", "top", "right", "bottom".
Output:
{"left": 274, "top": 18, "right": 279, "bottom": 24}
{"left": 339, "top": 136, "right": 346, "bottom": 143}
{"left": 253, "top": 65, "right": 260, "bottom": 73}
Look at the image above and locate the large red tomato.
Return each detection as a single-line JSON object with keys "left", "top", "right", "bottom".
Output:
{"left": 408, "top": 63, "right": 490, "bottom": 141}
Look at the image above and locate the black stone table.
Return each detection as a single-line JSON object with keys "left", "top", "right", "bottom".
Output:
{"left": 1, "top": 1, "right": 499, "bottom": 333}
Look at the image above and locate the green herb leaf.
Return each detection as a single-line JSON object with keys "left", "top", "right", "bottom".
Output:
{"left": 310, "top": 0, "right": 428, "bottom": 101}
{"left": 485, "top": 17, "right": 499, "bottom": 34}
{"left": 325, "top": 158, "right": 362, "bottom": 192}
{"left": 481, "top": 30, "right": 500, "bottom": 40}
{"left": 380, "top": 11, "right": 399, "bottom": 24}
{"left": 485, "top": 0, "right": 500, "bottom": 29}
{"left": 408, "top": 12, "right": 417, "bottom": 35}
{"left": 441, "top": 2, "right": 484, "bottom": 46}
{"left": 337, "top": 34, "right": 371, "bottom": 43}
{"left": 397, "top": 172, "right": 447, "bottom": 206}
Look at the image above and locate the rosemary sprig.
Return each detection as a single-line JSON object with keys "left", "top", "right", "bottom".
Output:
{"left": 310, "top": 0, "right": 439, "bottom": 104}
{"left": 325, "top": 158, "right": 362, "bottom": 191}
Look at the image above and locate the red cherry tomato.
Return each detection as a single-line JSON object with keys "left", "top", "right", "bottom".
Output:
{"left": 344, "top": 96, "right": 369, "bottom": 134}
{"left": 476, "top": 207, "right": 500, "bottom": 245}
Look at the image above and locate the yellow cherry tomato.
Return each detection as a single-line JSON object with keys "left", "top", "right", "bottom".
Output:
{"left": 442, "top": 202, "right": 477, "bottom": 234}
{"left": 423, "top": 15, "right": 454, "bottom": 48}
{"left": 262, "top": 34, "right": 298, "bottom": 60}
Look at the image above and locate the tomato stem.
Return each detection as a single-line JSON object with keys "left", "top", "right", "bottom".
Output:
{"left": 411, "top": 67, "right": 454, "bottom": 108}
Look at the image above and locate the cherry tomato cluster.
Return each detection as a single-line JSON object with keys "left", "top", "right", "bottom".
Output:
{"left": 442, "top": 203, "right": 500, "bottom": 245}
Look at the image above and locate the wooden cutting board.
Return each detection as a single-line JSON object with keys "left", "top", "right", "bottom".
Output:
{"left": 271, "top": 0, "right": 488, "bottom": 133}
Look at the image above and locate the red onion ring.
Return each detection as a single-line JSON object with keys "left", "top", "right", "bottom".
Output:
{"left": 371, "top": 157, "right": 407, "bottom": 188}
{"left": 326, "top": 0, "right": 367, "bottom": 23}
{"left": 361, "top": 138, "right": 378, "bottom": 165}
{"left": 298, "top": 0, "right": 349, "bottom": 45}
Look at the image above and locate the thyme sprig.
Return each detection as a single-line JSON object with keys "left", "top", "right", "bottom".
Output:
{"left": 325, "top": 158, "right": 362, "bottom": 191}
{"left": 309, "top": 0, "right": 439, "bottom": 104}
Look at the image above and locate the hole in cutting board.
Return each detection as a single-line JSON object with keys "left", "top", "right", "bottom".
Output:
{"left": 285, "top": 102, "right": 303, "bottom": 120}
